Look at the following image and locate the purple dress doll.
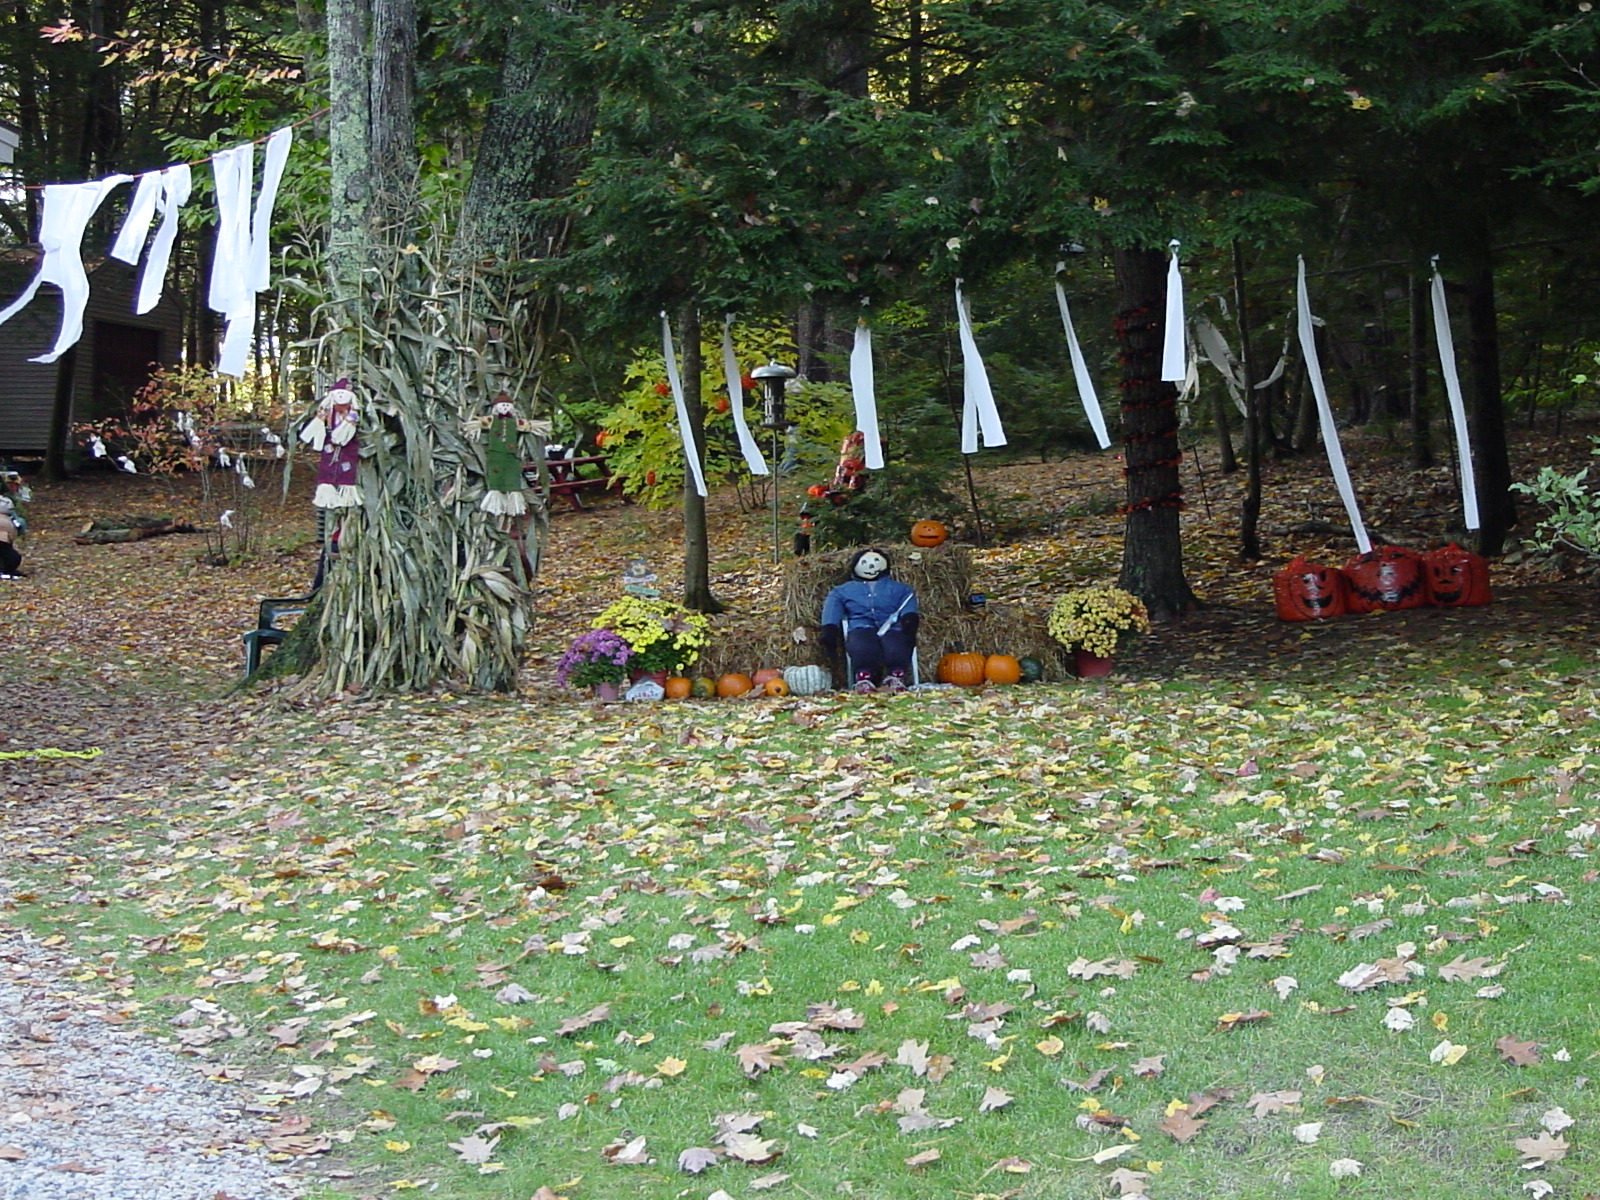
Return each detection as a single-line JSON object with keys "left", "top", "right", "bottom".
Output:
{"left": 300, "top": 379, "right": 362, "bottom": 509}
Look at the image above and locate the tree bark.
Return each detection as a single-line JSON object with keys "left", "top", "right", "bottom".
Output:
{"left": 1460, "top": 251, "right": 1516, "bottom": 555}
{"left": 41, "top": 347, "right": 76, "bottom": 482}
{"left": 1113, "top": 247, "right": 1198, "bottom": 616}
{"left": 368, "top": 0, "right": 417, "bottom": 221}
{"left": 1408, "top": 271, "right": 1433, "bottom": 468}
{"left": 459, "top": 10, "right": 596, "bottom": 263}
{"left": 1233, "top": 242, "right": 1263, "bottom": 561}
{"left": 680, "top": 306, "right": 724, "bottom": 613}
{"left": 326, "top": 0, "right": 371, "bottom": 301}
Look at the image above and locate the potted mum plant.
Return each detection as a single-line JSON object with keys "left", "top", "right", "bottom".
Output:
{"left": 593, "top": 595, "right": 711, "bottom": 682}
{"left": 1048, "top": 586, "right": 1150, "bottom": 677}
{"left": 557, "top": 628, "right": 635, "bottom": 699}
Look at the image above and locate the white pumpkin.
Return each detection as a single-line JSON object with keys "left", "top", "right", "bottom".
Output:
{"left": 783, "top": 664, "right": 832, "bottom": 696}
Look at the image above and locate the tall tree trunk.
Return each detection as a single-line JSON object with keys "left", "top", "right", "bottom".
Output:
{"left": 1212, "top": 386, "right": 1237, "bottom": 473}
{"left": 1114, "top": 246, "right": 1198, "bottom": 616}
{"left": 41, "top": 347, "right": 76, "bottom": 482}
{"left": 369, "top": 0, "right": 417, "bottom": 221}
{"left": 680, "top": 306, "right": 724, "bottom": 613}
{"left": 1234, "top": 242, "right": 1262, "bottom": 561}
{"left": 459, "top": 11, "right": 596, "bottom": 262}
{"left": 1408, "top": 271, "right": 1433, "bottom": 468}
{"left": 326, "top": 0, "right": 371, "bottom": 301}
{"left": 1460, "top": 246, "right": 1515, "bottom": 555}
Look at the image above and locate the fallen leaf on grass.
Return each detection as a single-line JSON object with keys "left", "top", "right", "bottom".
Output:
{"left": 1514, "top": 1132, "right": 1568, "bottom": 1167}
{"left": 979, "top": 1086, "right": 1013, "bottom": 1112}
{"left": 1246, "top": 1090, "right": 1303, "bottom": 1118}
{"left": 1438, "top": 955, "right": 1503, "bottom": 982}
{"left": 895, "top": 1038, "right": 929, "bottom": 1075}
{"left": 0, "top": 1146, "right": 25, "bottom": 1161}
{"left": 1108, "top": 1166, "right": 1151, "bottom": 1195}
{"left": 1131, "top": 1054, "right": 1166, "bottom": 1078}
{"left": 904, "top": 1148, "right": 941, "bottom": 1167}
{"left": 1497, "top": 1036, "right": 1542, "bottom": 1066}
{"left": 600, "top": 1135, "right": 652, "bottom": 1165}
{"left": 1068, "top": 957, "right": 1139, "bottom": 981}
{"left": 555, "top": 1003, "right": 611, "bottom": 1037}
{"left": 735, "top": 1042, "right": 787, "bottom": 1078}
{"left": 1217, "top": 1009, "right": 1271, "bottom": 1031}
{"left": 446, "top": 1134, "right": 499, "bottom": 1164}
{"left": 1328, "top": 1158, "right": 1363, "bottom": 1178}
{"left": 1293, "top": 1122, "right": 1323, "bottom": 1144}
{"left": 1429, "top": 1040, "right": 1468, "bottom": 1065}
{"left": 1540, "top": 1107, "right": 1574, "bottom": 1133}
{"left": 677, "top": 1147, "right": 719, "bottom": 1174}
{"left": 721, "top": 1132, "right": 782, "bottom": 1164}
{"left": 1158, "top": 1109, "right": 1207, "bottom": 1142}
{"left": 749, "top": 1171, "right": 791, "bottom": 1189}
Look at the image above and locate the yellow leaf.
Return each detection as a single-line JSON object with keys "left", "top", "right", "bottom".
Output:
{"left": 865, "top": 980, "right": 884, "bottom": 995}
{"left": 821, "top": 913, "right": 844, "bottom": 926}
{"left": 981, "top": 1052, "right": 1011, "bottom": 1072}
{"left": 1035, "top": 1036, "right": 1064, "bottom": 1056}
{"left": 1431, "top": 1012, "right": 1449, "bottom": 1032}
{"left": 655, "top": 1057, "right": 688, "bottom": 1077}
{"left": 849, "top": 930, "right": 870, "bottom": 945}
{"left": 384, "top": 1140, "right": 412, "bottom": 1153}
{"left": 608, "top": 936, "right": 636, "bottom": 948}
{"left": 1164, "top": 1097, "right": 1188, "bottom": 1117}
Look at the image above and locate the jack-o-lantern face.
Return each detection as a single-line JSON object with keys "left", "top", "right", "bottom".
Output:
{"left": 1273, "top": 556, "right": 1348, "bottom": 621}
{"left": 1423, "top": 543, "right": 1492, "bottom": 607}
{"left": 1343, "top": 546, "right": 1427, "bottom": 614}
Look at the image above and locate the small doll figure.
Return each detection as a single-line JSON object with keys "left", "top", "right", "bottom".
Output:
{"left": 820, "top": 547, "right": 920, "bottom": 693}
{"left": 465, "top": 392, "right": 540, "bottom": 525}
{"left": 299, "top": 379, "right": 363, "bottom": 509}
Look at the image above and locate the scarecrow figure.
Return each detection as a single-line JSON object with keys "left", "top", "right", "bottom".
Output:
{"left": 465, "top": 391, "right": 540, "bottom": 526}
{"left": 820, "top": 547, "right": 920, "bottom": 693}
{"left": 299, "top": 379, "right": 363, "bottom": 509}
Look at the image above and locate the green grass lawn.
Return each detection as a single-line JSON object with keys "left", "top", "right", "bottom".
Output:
{"left": 7, "top": 635, "right": 1596, "bottom": 1200}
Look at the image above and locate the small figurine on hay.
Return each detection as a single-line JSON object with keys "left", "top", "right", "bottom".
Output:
{"left": 299, "top": 379, "right": 363, "bottom": 509}
{"left": 465, "top": 391, "right": 540, "bottom": 526}
{"left": 820, "top": 547, "right": 920, "bottom": 694}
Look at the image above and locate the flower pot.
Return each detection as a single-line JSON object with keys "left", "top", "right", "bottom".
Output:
{"left": 629, "top": 669, "right": 669, "bottom": 686}
{"left": 592, "top": 680, "right": 622, "bottom": 701}
{"left": 1074, "top": 649, "right": 1114, "bottom": 678}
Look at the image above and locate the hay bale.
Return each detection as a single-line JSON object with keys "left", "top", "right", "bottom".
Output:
{"left": 918, "top": 606, "right": 1072, "bottom": 681}
{"left": 693, "top": 622, "right": 822, "bottom": 680}
{"left": 782, "top": 543, "right": 973, "bottom": 626}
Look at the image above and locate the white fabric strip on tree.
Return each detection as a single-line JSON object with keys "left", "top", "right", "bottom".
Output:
{"left": 109, "top": 171, "right": 162, "bottom": 264}
{"left": 661, "top": 312, "right": 708, "bottom": 498}
{"left": 0, "top": 176, "right": 131, "bottom": 363}
{"left": 954, "top": 280, "right": 1006, "bottom": 454}
{"left": 719, "top": 316, "right": 769, "bottom": 475}
{"left": 209, "top": 144, "right": 255, "bottom": 376}
{"left": 211, "top": 128, "right": 292, "bottom": 377}
{"left": 1192, "top": 316, "right": 1246, "bottom": 415}
{"left": 1161, "top": 240, "right": 1186, "bottom": 383}
{"left": 136, "top": 165, "right": 191, "bottom": 315}
{"left": 1430, "top": 259, "right": 1480, "bottom": 531}
{"left": 1054, "top": 274, "right": 1111, "bottom": 450}
{"left": 850, "top": 316, "right": 885, "bottom": 469}
{"left": 1296, "top": 256, "right": 1371, "bottom": 553}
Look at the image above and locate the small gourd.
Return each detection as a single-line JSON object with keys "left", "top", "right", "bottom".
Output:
{"left": 1017, "top": 656, "right": 1044, "bottom": 684}
{"left": 691, "top": 676, "right": 717, "bottom": 699}
{"left": 783, "top": 664, "right": 832, "bottom": 696}
{"left": 763, "top": 678, "right": 791, "bottom": 697}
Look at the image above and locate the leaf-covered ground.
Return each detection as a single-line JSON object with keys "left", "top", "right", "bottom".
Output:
{"left": 0, "top": 429, "right": 1596, "bottom": 1200}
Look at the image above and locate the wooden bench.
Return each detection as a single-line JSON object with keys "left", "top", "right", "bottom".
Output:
{"left": 525, "top": 454, "right": 631, "bottom": 512}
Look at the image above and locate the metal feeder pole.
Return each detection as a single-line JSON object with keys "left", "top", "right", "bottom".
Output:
{"left": 751, "top": 362, "right": 797, "bottom": 565}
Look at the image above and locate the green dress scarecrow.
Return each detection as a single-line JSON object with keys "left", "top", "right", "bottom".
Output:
{"left": 466, "top": 392, "right": 538, "bottom": 524}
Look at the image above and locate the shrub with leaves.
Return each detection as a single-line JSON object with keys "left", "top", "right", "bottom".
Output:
{"left": 809, "top": 464, "right": 963, "bottom": 550}
{"left": 1511, "top": 437, "right": 1600, "bottom": 561}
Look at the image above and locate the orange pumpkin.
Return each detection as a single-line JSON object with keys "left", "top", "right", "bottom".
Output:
{"left": 937, "top": 652, "right": 988, "bottom": 687}
{"left": 1423, "top": 543, "right": 1491, "bottom": 607}
{"left": 984, "top": 654, "right": 1022, "bottom": 685}
{"left": 663, "top": 676, "right": 693, "bottom": 699}
{"left": 1272, "top": 555, "right": 1348, "bottom": 621}
{"left": 763, "top": 678, "right": 791, "bottom": 697}
{"left": 1344, "top": 545, "right": 1427, "bottom": 614}
{"left": 751, "top": 668, "right": 784, "bottom": 687}
{"left": 716, "top": 673, "right": 753, "bottom": 697}
{"left": 910, "top": 520, "right": 948, "bottom": 548}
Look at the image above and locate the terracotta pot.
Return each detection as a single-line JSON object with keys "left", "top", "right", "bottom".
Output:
{"left": 1074, "top": 649, "right": 1114, "bottom": 678}
{"left": 629, "top": 669, "right": 669, "bottom": 686}
{"left": 593, "top": 680, "right": 622, "bottom": 701}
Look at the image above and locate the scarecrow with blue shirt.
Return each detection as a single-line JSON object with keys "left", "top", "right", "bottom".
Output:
{"left": 819, "top": 548, "right": 920, "bottom": 693}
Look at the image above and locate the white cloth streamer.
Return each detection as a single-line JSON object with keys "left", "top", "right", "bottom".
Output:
{"left": 1296, "top": 256, "right": 1371, "bottom": 553}
{"left": 849, "top": 317, "right": 885, "bottom": 469}
{"left": 210, "top": 127, "right": 292, "bottom": 377}
{"left": 954, "top": 280, "right": 1006, "bottom": 454}
{"left": 0, "top": 175, "right": 131, "bottom": 362}
{"left": 1429, "top": 259, "right": 1480, "bottom": 531}
{"left": 1192, "top": 316, "right": 1247, "bottom": 416}
{"left": 720, "top": 317, "right": 769, "bottom": 475}
{"left": 661, "top": 312, "right": 708, "bottom": 498}
{"left": 1161, "top": 240, "right": 1186, "bottom": 383}
{"left": 109, "top": 172, "right": 162, "bottom": 263}
{"left": 136, "top": 165, "right": 191, "bottom": 315}
{"left": 1054, "top": 271, "right": 1111, "bottom": 449}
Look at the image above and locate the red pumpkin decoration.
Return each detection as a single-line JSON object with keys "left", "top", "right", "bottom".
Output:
{"left": 740, "top": 374, "right": 758, "bottom": 391}
{"left": 1272, "top": 556, "right": 1349, "bottom": 622}
{"left": 1343, "top": 545, "right": 1427, "bottom": 614}
{"left": 655, "top": 381, "right": 671, "bottom": 396}
{"left": 910, "top": 520, "right": 948, "bottom": 548}
{"left": 937, "top": 652, "right": 988, "bottom": 687}
{"left": 984, "top": 654, "right": 1022, "bottom": 685}
{"left": 715, "top": 395, "right": 731, "bottom": 413}
{"left": 1422, "top": 543, "right": 1491, "bottom": 608}
{"left": 751, "top": 668, "right": 784, "bottom": 687}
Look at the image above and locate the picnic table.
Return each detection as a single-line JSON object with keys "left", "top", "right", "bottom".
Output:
{"left": 525, "top": 454, "right": 631, "bottom": 512}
